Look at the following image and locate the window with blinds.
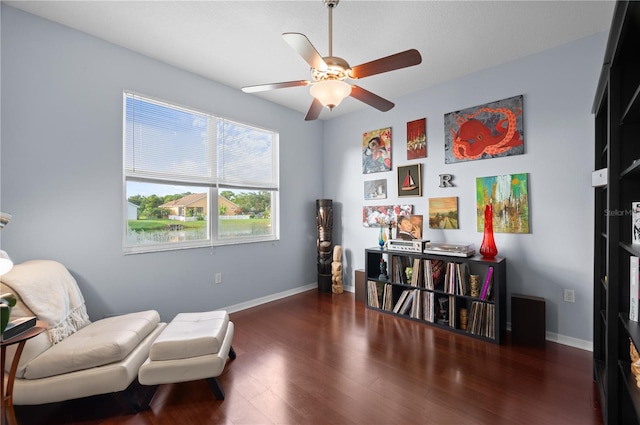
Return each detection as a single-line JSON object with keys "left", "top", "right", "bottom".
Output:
{"left": 123, "top": 92, "right": 279, "bottom": 253}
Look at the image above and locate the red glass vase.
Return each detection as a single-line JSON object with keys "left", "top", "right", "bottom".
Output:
{"left": 480, "top": 204, "right": 498, "bottom": 259}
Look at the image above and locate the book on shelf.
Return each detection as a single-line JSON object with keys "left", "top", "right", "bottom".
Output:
{"left": 2, "top": 316, "right": 37, "bottom": 341}
{"left": 423, "top": 259, "right": 432, "bottom": 289}
{"left": 444, "top": 262, "right": 454, "bottom": 294}
{"left": 466, "top": 301, "right": 495, "bottom": 338}
{"left": 444, "top": 262, "right": 472, "bottom": 296}
{"left": 411, "top": 289, "right": 421, "bottom": 319}
{"left": 632, "top": 256, "right": 640, "bottom": 322}
{"left": 393, "top": 290, "right": 411, "bottom": 313}
{"left": 422, "top": 258, "right": 445, "bottom": 290}
{"left": 480, "top": 267, "right": 494, "bottom": 301}
{"left": 432, "top": 259, "right": 446, "bottom": 290}
{"left": 400, "top": 291, "right": 416, "bottom": 315}
{"left": 448, "top": 295, "right": 455, "bottom": 328}
{"left": 382, "top": 283, "right": 394, "bottom": 311}
{"left": 448, "top": 263, "right": 456, "bottom": 294}
{"left": 457, "top": 263, "right": 470, "bottom": 296}
{"left": 633, "top": 201, "right": 640, "bottom": 245}
{"left": 422, "top": 291, "right": 435, "bottom": 323}
{"left": 367, "top": 281, "right": 380, "bottom": 308}
{"left": 410, "top": 258, "right": 423, "bottom": 287}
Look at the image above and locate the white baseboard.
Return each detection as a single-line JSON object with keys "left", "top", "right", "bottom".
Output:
{"left": 223, "top": 283, "right": 317, "bottom": 314}
{"left": 506, "top": 322, "right": 592, "bottom": 351}
{"left": 223, "top": 284, "right": 593, "bottom": 352}
{"left": 544, "top": 331, "right": 592, "bottom": 351}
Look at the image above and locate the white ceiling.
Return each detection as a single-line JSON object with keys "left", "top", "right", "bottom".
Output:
{"left": 5, "top": 0, "right": 615, "bottom": 120}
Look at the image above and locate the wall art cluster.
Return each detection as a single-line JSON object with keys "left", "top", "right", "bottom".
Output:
{"left": 361, "top": 94, "right": 531, "bottom": 247}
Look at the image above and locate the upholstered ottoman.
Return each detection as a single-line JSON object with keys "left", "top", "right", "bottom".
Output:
{"left": 138, "top": 311, "right": 235, "bottom": 407}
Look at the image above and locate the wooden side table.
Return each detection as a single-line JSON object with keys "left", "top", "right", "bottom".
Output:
{"left": 1, "top": 320, "right": 47, "bottom": 425}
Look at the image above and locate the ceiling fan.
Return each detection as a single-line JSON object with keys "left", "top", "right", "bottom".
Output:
{"left": 241, "top": 0, "right": 422, "bottom": 121}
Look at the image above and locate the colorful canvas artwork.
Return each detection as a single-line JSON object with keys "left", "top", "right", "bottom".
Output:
{"left": 476, "top": 173, "right": 529, "bottom": 233}
{"left": 362, "top": 127, "right": 392, "bottom": 174}
{"left": 364, "top": 179, "right": 387, "bottom": 200}
{"left": 429, "top": 197, "right": 459, "bottom": 229}
{"left": 407, "top": 118, "right": 426, "bottom": 159}
{"left": 444, "top": 95, "right": 524, "bottom": 164}
{"left": 396, "top": 214, "right": 423, "bottom": 240}
{"left": 397, "top": 164, "right": 422, "bottom": 197}
{"left": 362, "top": 205, "right": 413, "bottom": 228}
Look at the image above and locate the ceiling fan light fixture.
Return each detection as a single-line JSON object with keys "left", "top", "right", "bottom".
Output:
{"left": 310, "top": 79, "right": 351, "bottom": 110}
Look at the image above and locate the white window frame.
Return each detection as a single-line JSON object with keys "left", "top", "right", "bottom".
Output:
{"left": 122, "top": 91, "right": 279, "bottom": 254}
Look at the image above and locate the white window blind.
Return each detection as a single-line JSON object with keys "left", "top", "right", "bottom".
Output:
{"left": 218, "top": 119, "right": 277, "bottom": 190}
{"left": 125, "top": 94, "right": 215, "bottom": 184}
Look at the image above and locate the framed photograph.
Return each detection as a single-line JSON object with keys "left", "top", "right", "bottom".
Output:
{"left": 364, "top": 179, "right": 387, "bottom": 200}
{"left": 476, "top": 173, "right": 530, "bottom": 233}
{"left": 396, "top": 214, "right": 423, "bottom": 240}
{"left": 407, "top": 118, "right": 426, "bottom": 159}
{"left": 397, "top": 164, "right": 422, "bottom": 197}
{"left": 362, "top": 127, "right": 392, "bottom": 174}
{"left": 429, "top": 197, "right": 459, "bottom": 229}
{"left": 444, "top": 94, "right": 524, "bottom": 164}
{"left": 362, "top": 205, "right": 413, "bottom": 228}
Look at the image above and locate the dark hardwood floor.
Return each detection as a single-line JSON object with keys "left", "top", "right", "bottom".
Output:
{"left": 16, "top": 290, "right": 602, "bottom": 425}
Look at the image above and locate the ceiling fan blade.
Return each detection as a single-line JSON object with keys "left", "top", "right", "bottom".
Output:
{"left": 348, "top": 49, "right": 422, "bottom": 79}
{"left": 350, "top": 85, "right": 394, "bottom": 112}
{"left": 305, "top": 98, "right": 323, "bottom": 121}
{"left": 242, "top": 80, "right": 310, "bottom": 93}
{"left": 282, "top": 33, "right": 328, "bottom": 71}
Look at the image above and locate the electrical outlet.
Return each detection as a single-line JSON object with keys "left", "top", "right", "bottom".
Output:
{"left": 563, "top": 289, "right": 575, "bottom": 303}
{"left": 215, "top": 273, "right": 222, "bottom": 284}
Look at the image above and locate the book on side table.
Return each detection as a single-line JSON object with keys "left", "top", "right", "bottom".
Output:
{"left": 2, "top": 316, "right": 37, "bottom": 341}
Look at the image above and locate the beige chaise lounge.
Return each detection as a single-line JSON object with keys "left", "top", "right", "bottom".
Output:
{"left": 2, "top": 259, "right": 235, "bottom": 411}
{"left": 1, "top": 260, "right": 166, "bottom": 408}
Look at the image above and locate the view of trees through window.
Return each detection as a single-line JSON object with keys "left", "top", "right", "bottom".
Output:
{"left": 126, "top": 182, "right": 273, "bottom": 245}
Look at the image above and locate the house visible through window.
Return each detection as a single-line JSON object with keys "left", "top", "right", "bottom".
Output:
{"left": 123, "top": 92, "right": 279, "bottom": 253}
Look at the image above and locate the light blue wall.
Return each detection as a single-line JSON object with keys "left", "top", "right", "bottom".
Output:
{"left": 1, "top": 4, "right": 608, "bottom": 346}
{"left": 1, "top": 5, "right": 324, "bottom": 321}
{"left": 323, "top": 32, "right": 607, "bottom": 346}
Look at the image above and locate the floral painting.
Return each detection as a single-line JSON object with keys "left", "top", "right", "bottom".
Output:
{"left": 362, "top": 205, "right": 413, "bottom": 228}
{"left": 444, "top": 95, "right": 524, "bottom": 164}
{"left": 429, "top": 197, "right": 459, "bottom": 229}
{"left": 362, "top": 127, "right": 392, "bottom": 174}
{"left": 476, "top": 173, "right": 529, "bottom": 233}
{"left": 407, "top": 118, "right": 426, "bottom": 159}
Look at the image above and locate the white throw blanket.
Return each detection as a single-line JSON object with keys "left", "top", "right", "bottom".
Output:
{"left": 1, "top": 260, "right": 91, "bottom": 344}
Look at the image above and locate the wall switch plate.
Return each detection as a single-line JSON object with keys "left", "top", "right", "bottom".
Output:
{"left": 563, "top": 289, "right": 575, "bottom": 303}
{"left": 215, "top": 273, "right": 222, "bottom": 284}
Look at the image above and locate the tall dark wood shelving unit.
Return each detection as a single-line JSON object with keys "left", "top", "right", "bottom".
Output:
{"left": 592, "top": 2, "right": 640, "bottom": 423}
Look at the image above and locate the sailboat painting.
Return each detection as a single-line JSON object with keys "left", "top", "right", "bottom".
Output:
{"left": 397, "top": 164, "right": 422, "bottom": 197}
